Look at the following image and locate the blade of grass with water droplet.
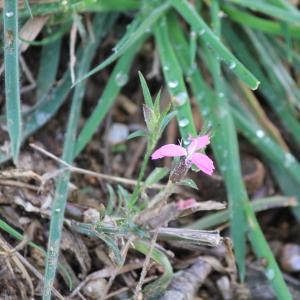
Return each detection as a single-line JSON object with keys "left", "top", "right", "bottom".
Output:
{"left": 205, "top": 0, "right": 247, "bottom": 279}
{"left": 75, "top": 38, "right": 144, "bottom": 156}
{"left": 171, "top": 0, "right": 259, "bottom": 90}
{"left": 154, "top": 15, "right": 196, "bottom": 141}
{"left": 73, "top": 1, "right": 171, "bottom": 86}
{"left": 42, "top": 14, "right": 115, "bottom": 299}
{"left": 189, "top": 196, "right": 295, "bottom": 230}
{"left": 222, "top": 5, "right": 300, "bottom": 38}
{"left": 223, "top": 23, "right": 300, "bottom": 145}
{"left": 245, "top": 30, "right": 300, "bottom": 110}
{"left": 167, "top": 11, "right": 293, "bottom": 298}
{"left": 16, "top": 0, "right": 140, "bottom": 19}
{"left": 227, "top": 0, "right": 300, "bottom": 23}
{"left": 3, "top": 0, "right": 22, "bottom": 164}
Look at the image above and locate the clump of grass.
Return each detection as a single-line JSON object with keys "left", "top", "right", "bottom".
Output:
{"left": 2, "top": 0, "right": 300, "bottom": 299}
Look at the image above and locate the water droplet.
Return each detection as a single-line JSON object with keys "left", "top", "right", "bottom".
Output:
{"left": 218, "top": 92, "right": 225, "bottom": 98}
{"left": 179, "top": 118, "right": 190, "bottom": 127}
{"left": 163, "top": 64, "right": 170, "bottom": 71}
{"left": 55, "top": 208, "right": 61, "bottom": 213}
{"left": 183, "top": 140, "right": 190, "bottom": 146}
{"left": 219, "top": 109, "right": 228, "bottom": 118}
{"left": 190, "top": 31, "right": 196, "bottom": 39}
{"left": 112, "top": 47, "right": 117, "bottom": 53}
{"left": 174, "top": 92, "right": 188, "bottom": 106}
{"left": 145, "top": 27, "right": 151, "bottom": 33}
{"left": 228, "top": 61, "right": 237, "bottom": 70}
{"left": 218, "top": 11, "right": 226, "bottom": 18}
{"left": 284, "top": 153, "right": 295, "bottom": 168}
{"left": 160, "top": 19, "right": 167, "bottom": 27}
{"left": 6, "top": 11, "right": 14, "bottom": 18}
{"left": 199, "top": 28, "right": 206, "bottom": 36}
{"left": 265, "top": 268, "right": 275, "bottom": 280}
{"left": 256, "top": 130, "right": 265, "bottom": 138}
{"left": 202, "top": 108, "right": 210, "bottom": 117}
{"left": 36, "top": 112, "right": 50, "bottom": 125}
{"left": 187, "top": 64, "right": 197, "bottom": 76}
{"left": 197, "top": 91, "right": 205, "bottom": 101}
{"left": 168, "top": 80, "right": 178, "bottom": 88}
{"left": 115, "top": 72, "right": 128, "bottom": 87}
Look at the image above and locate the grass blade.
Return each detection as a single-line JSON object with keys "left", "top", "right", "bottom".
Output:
{"left": 168, "top": 11, "right": 293, "bottom": 298}
{"left": 36, "top": 37, "right": 62, "bottom": 102}
{"left": 75, "top": 38, "right": 144, "bottom": 156}
{"left": 3, "top": 0, "right": 22, "bottom": 164}
{"left": 73, "top": 2, "right": 171, "bottom": 86}
{"left": 42, "top": 13, "right": 115, "bottom": 299}
{"left": 133, "top": 239, "right": 173, "bottom": 298}
{"left": 171, "top": 0, "right": 259, "bottom": 89}
{"left": 154, "top": 15, "right": 197, "bottom": 141}
{"left": 222, "top": 5, "right": 300, "bottom": 37}
{"left": 223, "top": 24, "right": 300, "bottom": 145}
{"left": 190, "top": 196, "right": 295, "bottom": 230}
{"left": 227, "top": 0, "right": 300, "bottom": 24}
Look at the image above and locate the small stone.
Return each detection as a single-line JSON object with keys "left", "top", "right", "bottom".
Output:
{"left": 83, "top": 278, "right": 107, "bottom": 299}
{"left": 280, "top": 243, "right": 300, "bottom": 273}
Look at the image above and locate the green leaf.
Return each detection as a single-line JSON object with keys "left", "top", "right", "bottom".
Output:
{"left": 145, "top": 167, "right": 169, "bottom": 186}
{"left": 127, "top": 129, "right": 147, "bottom": 140}
{"left": 138, "top": 71, "right": 154, "bottom": 108}
{"left": 159, "top": 110, "right": 177, "bottom": 133}
{"left": 178, "top": 178, "right": 199, "bottom": 190}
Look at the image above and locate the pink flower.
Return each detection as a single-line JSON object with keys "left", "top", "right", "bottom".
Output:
{"left": 151, "top": 135, "right": 214, "bottom": 176}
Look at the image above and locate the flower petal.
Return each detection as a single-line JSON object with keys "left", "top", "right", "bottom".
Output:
{"left": 190, "top": 153, "right": 214, "bottom": 175}
{"left": 151, "top": 144, "right": 187, "bottom": 160}
{"left": 188, "top": 135, "right": 210, "bottom": 154}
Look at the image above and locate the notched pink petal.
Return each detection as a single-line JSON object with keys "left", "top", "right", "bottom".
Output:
{"left": 190, "top": 152, "right": 214, "bottom": 176}
{"left": 151, "top": 144, "right": 187, "bottom": 160}
{"left": 188, "top": 134, "right": 210, "bottom": 154}
{"left": 176, "top": 198, "right": 197, "bottom": 210}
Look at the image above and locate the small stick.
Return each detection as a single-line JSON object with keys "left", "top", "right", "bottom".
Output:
{"left": 30, "top": 143, "right": 165, "bottom": 189}
{"left": 134, "top": 229, "right": 159, "bottom": 299}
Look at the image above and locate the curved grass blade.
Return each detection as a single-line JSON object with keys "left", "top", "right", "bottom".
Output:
{"left": 154, "top": 15, "right": 196, "bottom": 141}
{"left": 133, "top": 239, "right": 173, "bottom": 299}
{"left": 3, "top": 0, "right": 22, "bottom": 164}
{"left": 227, "top": 0, "right": 300, "bottom": 24}
{"left": 189, "top": 196, "right": 295, "bottom": 230}
{"left": 16, "top": 0, "right": 140, "bottom": 19}
{"left": 168, "top": 7, "right": 247, "bottom": 279}
{"left": 222, "top": 5, "right": 300, "bottom": 38}
{"left": 42, "top": 14, "right": 115, "bottom": 299}
{"left": 168, "top": 11, "right": 293, "bottom": 298}
{"left": 223, "top": 24, "right": 300, "bottom": 145}
{"left": 171, "top": 0, "right": 259, "bottom": 90}
{"left": 245, "top": 30, "right": 300, "bottom": 109}
{"left": 75, "top": 38, "right": 144, "bottom": 156}
{"left": 73, "top": 1, "right": 171, "bottom": 86}
{"left": 206, "top": 0, "right": 247, "bottom": 279}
